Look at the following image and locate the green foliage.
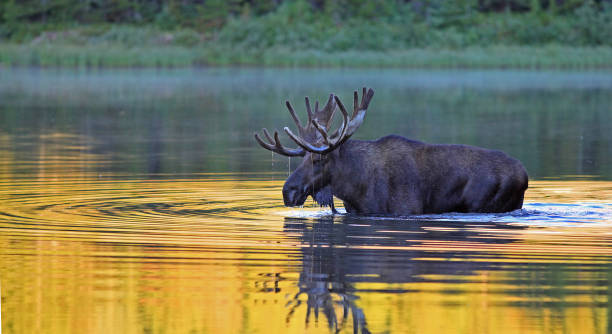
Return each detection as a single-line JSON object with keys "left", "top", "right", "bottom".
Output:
{"left": 427, "top": 0, "right": 480, "bottom": 29}
{"left": 214, "top": 0, "right": 612, "bottom": 50}
{"left": 571, "top": 0, "right": 612, "bottom": 45}
{"left": 1, "top": 0, "right": 612, "bottom": 67}
{"left": 2, "top": 0, "right": 612, "bottom": 46}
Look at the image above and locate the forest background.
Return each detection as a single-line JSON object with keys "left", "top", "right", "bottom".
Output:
{"left": 1, "top": 0, "right": 611, "bottom": 68}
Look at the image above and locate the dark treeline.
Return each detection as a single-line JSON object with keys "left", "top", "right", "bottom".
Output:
{"left": 1, "top": 0, "right": 611, "bottom": 68}
{"left": 1, "top": 0, "right": 608, "bottom": 26}
{"left": 1, "top": 0, "right": 611, "bottom": 45}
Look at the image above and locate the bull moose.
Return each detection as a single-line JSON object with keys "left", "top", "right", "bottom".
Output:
{"left": 254, "top": 87, "right": 528, "bottom": 215}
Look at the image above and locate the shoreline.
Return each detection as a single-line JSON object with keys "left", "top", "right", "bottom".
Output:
{"left": 2, "top": 44, "right": 612, "bottom": 69}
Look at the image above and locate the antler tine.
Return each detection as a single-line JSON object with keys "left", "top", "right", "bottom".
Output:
{"left": 313, "top": 93, "right": 337, "bottom": 130}
{"left": 286, "top": 100, "right": 305, "bottom": 134}
{"left": 304, "top": 97, "right": 314, "bottom": 125}
{"left": 254, "top": 132, "right": 274, "bottom": 150}
{"left": 361, "top": 87, "right": 374, "bottom": 111}
{"left": 331, "top": 95, "right": 351, "bottom": 143}
{"left": 263, "top": 128, "right": 274, "bottom": 143}
{"left": 311, "top": 119, "right": 331, "bottom": 145}
{"left": 324, "top": 93, "right": 336, "bottom": 113}
{"left": 274, "top": 129, "right": 306, "bottom": 156}
{"left": 353, "top": 90, "right": 359, "bottom": 117}
{"left": 361, "top": 87, "right": 366, "bottom": 110}
{"left": 284, "top": 127, "right": 330, "bottom": 154}
{"left": 327, "top": 95, "right": 347, "bottom": 139}
{"left": 254, "top": 128, "right": 305, "bottom": 157}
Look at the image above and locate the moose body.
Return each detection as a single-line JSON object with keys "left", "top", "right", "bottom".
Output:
{"left": 255, "top": 87, "right": 528, "bottom": 216}
{"left": 283, "top": 135, "right": 528, "bottom": 215}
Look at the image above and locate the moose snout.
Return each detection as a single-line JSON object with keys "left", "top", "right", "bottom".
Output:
{"left": 282, "top": 184, "right": 308, "bottom": 207}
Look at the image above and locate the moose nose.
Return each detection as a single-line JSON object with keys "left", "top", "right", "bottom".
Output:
{"left": 282, "top": 185, "right": 297, "bottom": 206}
{"left": 282, "top": 184, "right": 306, "bottom": 207}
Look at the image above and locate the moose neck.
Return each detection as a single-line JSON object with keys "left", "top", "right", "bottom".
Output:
{"left": 327, "top": 140, "right": 370, "bottom": 212}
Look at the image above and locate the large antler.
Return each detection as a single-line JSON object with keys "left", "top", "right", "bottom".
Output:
{"left": 254, "top": 93, "right": 337, "bottom": 157}
{"left": 284, "top": 87, "right": 375, "bottom": 155}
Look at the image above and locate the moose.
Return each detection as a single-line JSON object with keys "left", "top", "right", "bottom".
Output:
{"left": 254, "top": 87, "right": 528, "bottom": 215}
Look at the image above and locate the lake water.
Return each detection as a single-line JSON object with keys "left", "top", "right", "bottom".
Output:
{"left": 0, "top": 68, "right": 611, "bottom": 333}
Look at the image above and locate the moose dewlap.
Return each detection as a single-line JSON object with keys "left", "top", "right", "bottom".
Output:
{"left": 255, "top": 87, "right": 528, "bottom": 216}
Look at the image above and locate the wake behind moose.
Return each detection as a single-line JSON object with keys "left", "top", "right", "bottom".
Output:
{"left": 254, "top": 87, "right": 528, "bottom": 215}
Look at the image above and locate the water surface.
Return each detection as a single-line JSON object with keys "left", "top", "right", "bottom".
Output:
{"left": 1, "top": 68, "right": 611, "bottom": 334}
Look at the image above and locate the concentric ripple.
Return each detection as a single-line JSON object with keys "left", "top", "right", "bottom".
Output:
{"left": 0, "top": 175, "right": 296, "bottom": 247}
{"left": 1, "top": 175, "right": 610, "bottom": 247}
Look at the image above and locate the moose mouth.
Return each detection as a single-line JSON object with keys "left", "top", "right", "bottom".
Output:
{"left": 283, "top": 185, "right": 333, "bottom": 208}
{"left": 282, "top": 187, "right": 310, "bottom": 207}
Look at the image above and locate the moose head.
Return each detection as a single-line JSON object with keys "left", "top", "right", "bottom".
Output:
{"left": 254, "top": 88, "right": 375, "bottom": 211}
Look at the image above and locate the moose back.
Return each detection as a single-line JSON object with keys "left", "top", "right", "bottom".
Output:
{"left": 255, "top": 88, "right": 528, "bottom": 215}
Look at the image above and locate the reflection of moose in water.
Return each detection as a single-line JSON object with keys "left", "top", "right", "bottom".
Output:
{"left": 283, "top": 215, "right": 526, "bottom": 334}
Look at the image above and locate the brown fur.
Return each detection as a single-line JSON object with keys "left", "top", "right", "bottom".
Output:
{"left": 283, "top": 135, "right": 528, "bottom": 215}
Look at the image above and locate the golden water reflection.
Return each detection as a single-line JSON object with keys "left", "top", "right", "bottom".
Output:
{"left": 0, "top": 176, "right": 611, "bottom": 334}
